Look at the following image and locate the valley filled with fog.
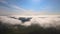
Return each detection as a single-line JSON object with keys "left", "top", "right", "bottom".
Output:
{"left": 0, "top": 15, "right": 60, "bottom": 28}
{"left": 0, "top": 15, "right": 60, "bottom": 34}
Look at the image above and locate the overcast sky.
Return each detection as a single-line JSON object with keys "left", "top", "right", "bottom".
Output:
{"left": 0, "top": 0, "right": 60, "bottom": 16}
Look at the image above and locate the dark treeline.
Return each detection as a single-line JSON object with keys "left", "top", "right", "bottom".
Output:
{"left": 0, "top": 22, "right": 60, "bottom": 34}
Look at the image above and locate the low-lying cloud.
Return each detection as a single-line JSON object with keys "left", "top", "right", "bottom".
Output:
{"left": 0, "top": 15, "right": 60, "bottom": 29}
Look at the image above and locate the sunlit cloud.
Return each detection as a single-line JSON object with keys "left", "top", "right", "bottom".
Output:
{"left": 10, "top": 5, "right": 26, "bottom": 11}
{"left": 0, "top": 15, "right": 60, "bottom": 28}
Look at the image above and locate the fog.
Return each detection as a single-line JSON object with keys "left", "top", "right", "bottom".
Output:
{"left": 0, "top": 15, "right": 60, "bottom": 28}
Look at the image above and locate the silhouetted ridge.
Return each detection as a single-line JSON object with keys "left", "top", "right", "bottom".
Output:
{"left": 19, "top": 17, "right": 32, "bottom": 23}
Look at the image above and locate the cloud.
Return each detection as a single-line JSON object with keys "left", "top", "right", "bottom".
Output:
{"left": 0, "top": 0, "right": 33, "bottom": 16}
{"left": 10, "top": 5, "right": 27, "bottom": 12}
{"left": 0, "top": 15, "right": 60, "bottom": 29}
{"left": 0, "top": 0, "right": 26, "bottom": 11}
{"left": 0, "top": 0, "right": 60, "bottom": 16}
{"left": 0, "top": 0, "right": 8, "bottom": 5}
{"left": 20, "top": 15, "right": 60, "bottom": 28}
{"left": 0, "top": 0, "right": 27, "bottom": 16}
{"left": 0, "top": 16, "right": 22, "bottom": 25}
{"left": 8, "top": 4, "right": 60, "bottom": 15}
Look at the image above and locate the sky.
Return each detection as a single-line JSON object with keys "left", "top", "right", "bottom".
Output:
{"left": 0, "top": 0, "right": 60, "bottom": 16}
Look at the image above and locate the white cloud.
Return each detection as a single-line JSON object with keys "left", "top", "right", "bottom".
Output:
{"left": 10, "top": 5, "right": 26, "bottom": 11}
{"left": 20, "top": 15, "right": 60, "bottom": 28}
{"left": 0, "top": 16, "right": 22, "bottom": 25}
{"left": 0, "top": 15, "right": 60, "bottom": 29}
